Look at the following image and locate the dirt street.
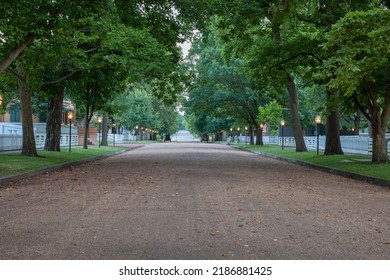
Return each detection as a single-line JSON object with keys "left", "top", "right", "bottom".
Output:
{"left": 0, "top": 143, "right": 389, "bottom": 259}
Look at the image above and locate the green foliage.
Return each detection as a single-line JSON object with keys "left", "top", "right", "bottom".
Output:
{"left": 322, "top": 8, "right": 390, "bottom": 97}
{"left": 184, "top": 26, "right": 264, "bottom": 135}
{"left": 113, "top": 83, "right": 179, "bottom": 135}
{"left": 257, "top": 101, "right": 283, "bottom": 134}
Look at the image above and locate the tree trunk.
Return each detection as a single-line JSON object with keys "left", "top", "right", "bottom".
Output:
{"left": 286, "top": 74, "right": 307, "bottom": 152}
{"left": 371, "top": 110, "right": 389, "bottom": 163}
{"left": 324, "top": 90, "right": 343, "bottom": 155}
{"left": 249, "top": 126, "right": 255, "bottom": 145}
{"left": 83, "top": 104, "right": 89, "bottom": 149}
{"left": 270, "top": 12, "right": 306, "bottom": 152}
{"left": 256, "top": 126, "right": 263, "bottom": 145}
{"left": 101, "top": 113, "right": 108, "bottom": 146}
{"left": 17, "top": 66, "right": 38, "bottom": 157}
{"left": 372, "top": 126, "right": 388, "bottom": 163}
{"left": 354, "top": 113, "right": 360, "bottom": 135}
{"left": 44, "top": 88, "right": 64, "bottom": 151}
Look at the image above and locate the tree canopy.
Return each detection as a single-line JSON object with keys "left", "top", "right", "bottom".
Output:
{"left": 1, "top": 0, "right": 389, "bottom": 163}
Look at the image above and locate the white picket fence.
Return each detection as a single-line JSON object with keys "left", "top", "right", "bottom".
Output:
{"left": 0, "top": 123, "right": 78, "bottom": 151}
{"left": 238, "top": 134, "right": 389, "bottom": 156}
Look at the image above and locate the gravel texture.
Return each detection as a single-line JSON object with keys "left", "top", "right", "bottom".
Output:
{"left": 0, "top": 142, "right": 389, "bottom": 259}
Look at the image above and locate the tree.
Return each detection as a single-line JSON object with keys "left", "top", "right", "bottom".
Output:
{"left": 113, "top": 83, "right": 179, "bottom": 138}
{"left": 2, "top": 0, "right": 203, "bottom": 155}
{"left": 257, "top": 101, "right": 283, "bottom": 137}
{"left": 322, "top": 8, "right": 390, "bottom": 163}
{"left": 213, "top": 0, "right": 314, "bottom": 151}
{"left": 13, "top": 62, "right": 38, "bottom": 156}
{"left": 1, "top": 0, "right": 115, "bottom": 155}
{"left": 184, "top": 29, "right": 265, "bottom": 144}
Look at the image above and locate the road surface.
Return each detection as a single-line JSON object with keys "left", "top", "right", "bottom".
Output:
{"left": 0, "top": 143, "right": 389, "bottom": 259}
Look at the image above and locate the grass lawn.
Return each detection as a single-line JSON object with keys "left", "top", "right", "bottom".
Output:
{"left": 231, "top": 143, "right": 390, "bottom": 181}
{"left": 0, "top": 146, "right": 128, "bottom": 178}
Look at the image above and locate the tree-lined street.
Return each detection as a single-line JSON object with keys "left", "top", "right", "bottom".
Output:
{"left": 1, "top": 143, "right": 389, "bottom": 259}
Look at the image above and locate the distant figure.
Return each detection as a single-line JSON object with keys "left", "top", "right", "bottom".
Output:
{"left": 201, "top": 133, "right": 209, "bottom": 143}
{"left": 164, "top": 134, "right": 171, "bottom": 142}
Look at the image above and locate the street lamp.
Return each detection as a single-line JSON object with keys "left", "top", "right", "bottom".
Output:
{"left": 245, "top": 126, "right": 248, "bottom": 144}
{"left": 67, "top": 111, "right": 74, "bottom": 153}
{"left": 0, "top": 94, "right": 3, "bottom": 106}
{"left": 280, "top": 120, "right": 285, "bottom": 150}
{"left": 315, "top": 115, "right": 322, "bottom": 155}
{"left": 97, "top": 116, "right": 102, "bottom": 147}
{"left": 135, "top": 125, "right": 139, "bottom": 141}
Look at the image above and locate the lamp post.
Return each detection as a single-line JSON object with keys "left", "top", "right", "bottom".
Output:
{"left": 315, "top": 115, "right": 322, "bottom": 155}
{"left": 135, "top": 125, "right": 138, "bottom": 141}
{"left": 280, "top": 120, "right": 285, "bottom": 150}
{"left": 245, "top": 126, "right": 248, "bottom": 144}
{"left": 97, "top": 116, "right": 102, "bottom": 147}
{"left": 67, "top": 111, "right": 74, "bottom": 153}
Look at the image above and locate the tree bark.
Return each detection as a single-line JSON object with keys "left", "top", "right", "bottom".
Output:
{"left": 371, "top": 110, "right": 389, "bottom": 163}
{"left": 44, "top": 88, "right": 64, "bottom": 151}
{"left": 83, "top": 104, "right": 89, "bottom": 149}
{"left": 354, "top": 113, "right": 360, "bottom": 135}
{"left": 324, "top": 90, "right": 343, "bottom": 155}
{"left": 256, "top": 126, "right": 263, "bottom": 145}
{"left": 16, "top": 65, "right": 38, "bottom": 157}
{"left": 101, "top": 113, "right": 108, "bottom": 146}
{"left": 286, "top": 74, "right": 307, "bottom": 152}
{"left": 372, "top": 125, "right": 388, "bottom": 163}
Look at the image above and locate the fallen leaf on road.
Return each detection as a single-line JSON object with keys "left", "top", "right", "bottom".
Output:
{"left": 255, "top": 212, "right": 260, "bottom": 223}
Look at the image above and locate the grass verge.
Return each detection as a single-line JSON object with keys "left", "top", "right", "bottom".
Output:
{"left": 231, "top": 143, "right": 390, "bottom": 181}
{"left": 0, "top": 146, "right": 128, "bottom": 178}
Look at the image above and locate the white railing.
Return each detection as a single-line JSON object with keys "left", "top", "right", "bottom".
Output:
{"left": 237, "top": 134, "right": 389, "bottom": 156}
{"left": 0, "top": 123, "right": 79, "bottom": 151}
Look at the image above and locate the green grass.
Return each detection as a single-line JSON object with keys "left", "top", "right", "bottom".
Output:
{"left": 0, "top": 146, "right": 128, "bottom": 178}
{"left": 232, "top": 143, "right": 390, "bottom": 181}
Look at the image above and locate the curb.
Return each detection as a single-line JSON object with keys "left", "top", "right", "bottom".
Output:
{"left": 0, "top": 146, "right": 142, "bottom": 186}
{"left": 231, "top": 146, "right": 390, "bottom": 189}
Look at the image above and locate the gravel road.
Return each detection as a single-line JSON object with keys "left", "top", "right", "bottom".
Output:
{"left": 1, "top": 143, "right": 389, "bottom": 259}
